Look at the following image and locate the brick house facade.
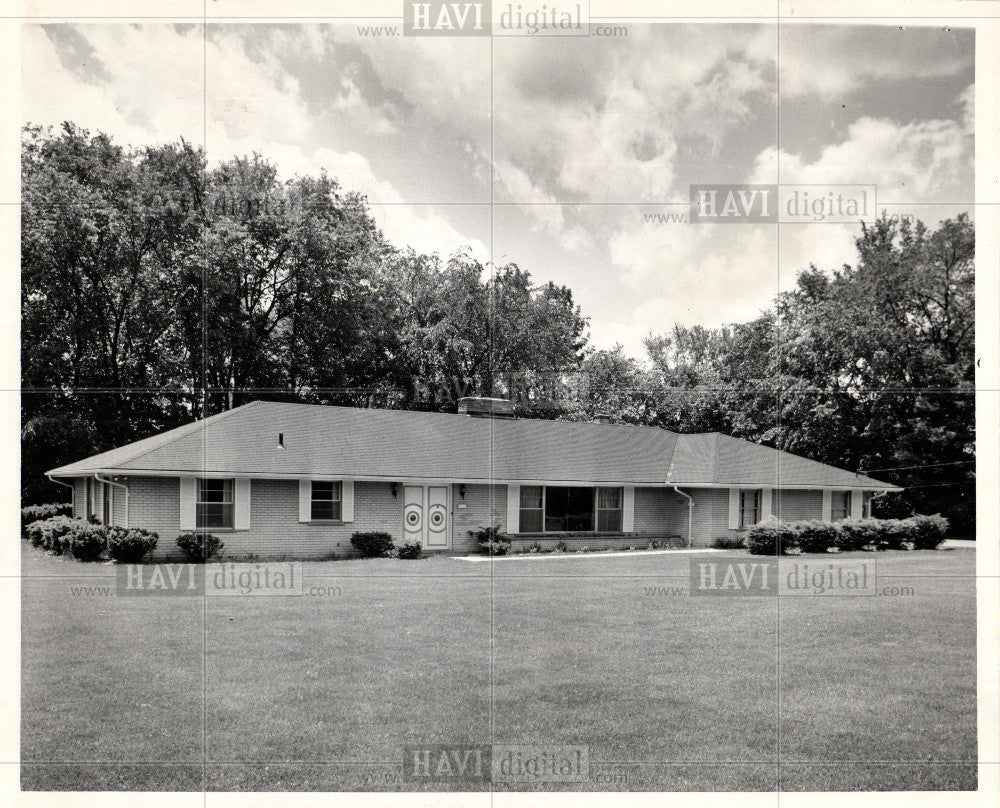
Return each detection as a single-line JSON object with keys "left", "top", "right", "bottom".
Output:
{"left": 50, "top": 399, "right": 899, "bottom": 560}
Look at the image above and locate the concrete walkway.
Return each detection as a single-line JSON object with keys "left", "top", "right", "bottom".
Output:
{"left": 455, "top": 547, "right": 727, "bottom": 562}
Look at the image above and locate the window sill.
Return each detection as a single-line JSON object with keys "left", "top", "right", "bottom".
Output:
{"left": 194, "top": 528, "right": 244, "bottom": 533}
{"left": 307, "top": 520, "right": 346, "bottom": 526}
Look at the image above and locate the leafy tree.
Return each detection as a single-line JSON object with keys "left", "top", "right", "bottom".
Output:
{"left": 20, "top": 412, "right": 98, "bottom": 504}
{"left": 22, "top": 123, "right": 202, "bottom": 395}
{"left": 188, "top": 157, "right": 390, "bottom": 409}
{"left": 388, "top": 251, "right": 589, "bottom": 411}
{"left": 572, "top": 345, "right": 654, "bottom": 423}
{"left": 20, "top": 125, "right": 592, "bottom": 501}
{"left": 642, "top": 214, "right": 975, "bottom": 533}
{"left": 20, "top": 125, "right": 974, "bottom": 532}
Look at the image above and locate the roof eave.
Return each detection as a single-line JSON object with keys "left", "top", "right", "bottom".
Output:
{"left": 666, "top": 480, "right": 902, "bottom": 491}
{"left": 46, "top": 466, "right": 904, "bottom": 492}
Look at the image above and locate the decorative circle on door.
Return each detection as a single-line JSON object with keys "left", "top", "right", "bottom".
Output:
{"left": 429, "top": 506, "right": 445, "bottom": 528}
{"left": 404, "top": 504, "right": 422, "bottom": 532}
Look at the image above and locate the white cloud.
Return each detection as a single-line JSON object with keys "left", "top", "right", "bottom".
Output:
{"left": 778, "top": 26, "right": 973, "bottom": 98}
{"left": 555, "top": 75, "right": 680, "bottom": 202}
{"left": 603, "top": 220, "right": 776, "bottom": 357}
{"left": 22, "top": 25, "right": 196, "bottom": 150}
{"left": 493, "top": 160, "right": 590, "bottom": 252}
{"left": 601, "top": 212, "right": 862, "bottom": 357}
{"left": 681, "top": 59, "right": 771, "bottom": 140}
{"left": 339, "top": 31, "right": 489, "bottom": 118}
{"left": 22, "top": 24, "right": 486, "bottom": 261}
{"left": 23, "top": 23, "right": 974, "bottom": 360}
{"left": 751, "top": 106, "right": 973, "bottom": 202}
{"left": 488, "top": 23, "right": 778, "bottom": 282}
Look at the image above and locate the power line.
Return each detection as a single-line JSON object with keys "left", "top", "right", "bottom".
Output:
{"left": 890, "top": 480, "right": 975, "bottom": 490}
{"left": 862, "top": 460, "right": 975, "bottom": 473}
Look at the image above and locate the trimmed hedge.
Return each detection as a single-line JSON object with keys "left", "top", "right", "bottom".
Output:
{"left": 24, "top": 517, "right": 109, "bottom": 561}
{"left": 22, "top": 503, "right": 72, "bottom": 535}
{"left": 397, "top": 541, "right": 424, "bottom": 560}
{"left": 796, "top": 521, "right": 842, "bottom": 553}
{"left": 176, "top": 532, "right": 225, "bottom": 562}
{"left": 879, "top": 519, "right": 913, "bottom": 550}
{"left": 747, "top": 514, "right": 950, "bottom": 555}
{"left": 108, "top": 526, "right": 159, "bottom": 563}
{"left": 22, "top": 517, "right": 212, "bottom": 564}
{"left": 25, "top": 516, "right": 85, "bottom": 554}
{"left": 71, "top": 523, "right": 108, "bottom": 561}
{"left": 908, "top": 514, "right": 949, "bottom": 550}
{"left": 836, "top": 518, "right": 886, "bottom": 551}
{"left": 350, "top": 531, "right": 395, "bottom": 558}
{"left": 745, "top": 519, "right": 802, "bottom": 555}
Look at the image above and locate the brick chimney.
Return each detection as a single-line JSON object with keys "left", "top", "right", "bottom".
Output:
{"left": 457, "top": 397, "right": 515, "bottom": 419}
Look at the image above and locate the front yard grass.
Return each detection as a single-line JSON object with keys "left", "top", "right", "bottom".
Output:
{"left": 21, "top": 542, "right": 977, "bottom": 791}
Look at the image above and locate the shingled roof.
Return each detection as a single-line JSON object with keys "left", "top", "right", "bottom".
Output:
{"left": 668, "top": 433, "right": 898, "bottom": 489}
{"left": 48, "top": 400, "right": 900, "bottom": 490}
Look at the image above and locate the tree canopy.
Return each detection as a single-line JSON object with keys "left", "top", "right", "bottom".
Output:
{"left": 22, "top": 123, "right": 974, "bottom": 533}
{"left": 578, "top": 214, "right": 975, "bottom": 532}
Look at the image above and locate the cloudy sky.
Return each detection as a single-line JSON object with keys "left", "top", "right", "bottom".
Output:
{"left": 23, "top": 23, "right": 974, "bottom": 357}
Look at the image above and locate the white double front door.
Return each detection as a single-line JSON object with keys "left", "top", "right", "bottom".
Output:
{"left": 403, "top": 485, "right": 450, "bottom": 548}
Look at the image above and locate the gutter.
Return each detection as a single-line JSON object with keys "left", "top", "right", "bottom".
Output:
{"left": 95, "top": 473, "right": 129, "bottom": 529}
{"left": 671, "top": 485, "right": 694, "bottom": 548}
{"left": 46, "top": 474, "right": 75, "bottom": 511}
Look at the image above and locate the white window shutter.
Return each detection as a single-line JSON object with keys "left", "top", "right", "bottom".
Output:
{"left": 728, "top": 488, "right": 740, "bottom": 530}
{"left": 179, "top": 477, "right": 197, "bottom": 531}
{"left": 342, "top": 480, "right": 354, "bottom": 523}
{"left": 506, "top": 484, "right": 520, "bottom": 534}
{"left": 299, "top": 479, "right": 311, "bottom": 522}
{"left": 622, "top": 486, "right": 635, "bottom": 532}
{"left": 761, "top": 488, "right": 772, "bottom": 519}
{"left": 821, "top": 490, "right": 832, "bottom": 522}
{"left": 850, "top": 488, "right": 864, "bottom": 519}
{"left": 234, "top": 478, "right": 251, "bottom": 530}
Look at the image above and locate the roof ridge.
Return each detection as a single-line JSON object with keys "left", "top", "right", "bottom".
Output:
{"left": 663, "top": 433, "right": 679, "bottom": 483}
{"left": 253, "top": 400, "right": 681, "bottom": 431}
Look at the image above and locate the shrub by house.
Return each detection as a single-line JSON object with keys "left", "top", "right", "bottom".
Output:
{"left": 747, "top": 515, "right": 950, "bottom": 555}
{"left": 350, "top": 531, "right": 395, "bottom": 558}
{"left": 176, "top": 532, "right": 224, "bottom": 562}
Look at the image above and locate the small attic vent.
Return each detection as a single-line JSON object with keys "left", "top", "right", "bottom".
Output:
{"left": 278, "top": 433, "right": 285, "bottom": 448}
